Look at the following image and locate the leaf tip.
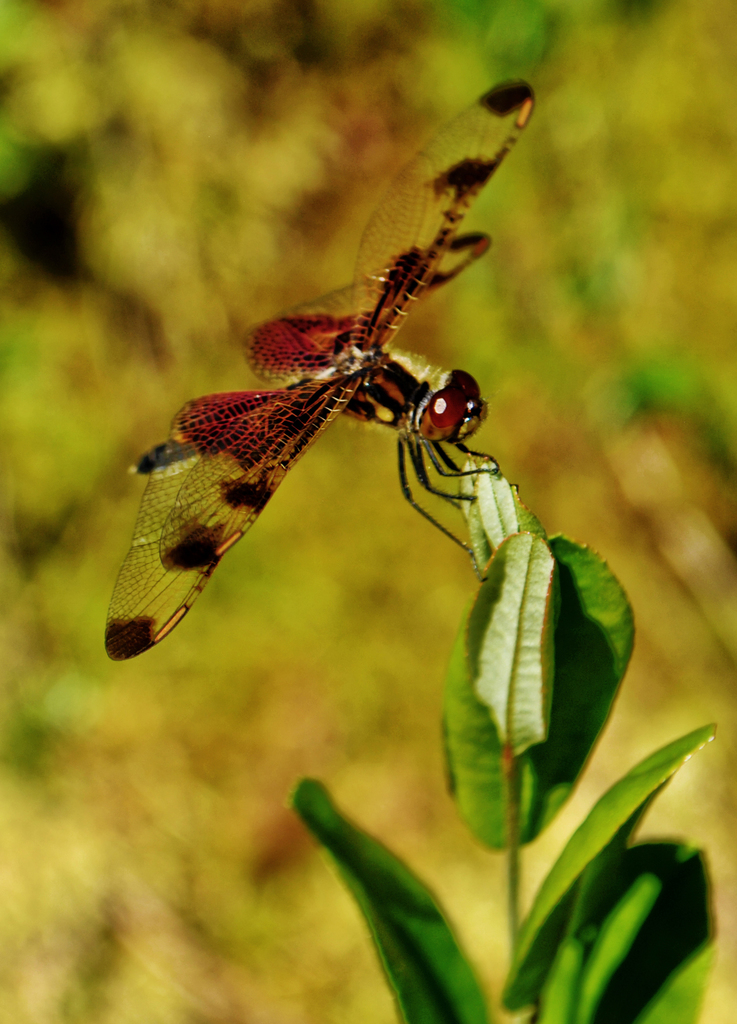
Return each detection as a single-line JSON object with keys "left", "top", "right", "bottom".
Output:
{"left": 290, "top": 777, "right": 324, "bottom": 814}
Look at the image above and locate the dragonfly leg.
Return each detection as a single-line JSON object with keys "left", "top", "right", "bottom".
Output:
{"left": 397, "top": 439, "right": 483, "bottom": 579}
{"left": 423, "top": 439, "right": 497, "bottom": 480}
{"left": 454, "top": 441, "right": 500, "bottom": 476}
{"left": 428, "top": 441, "right": 464, "bottom": 474}
{"left": 406, "top": 436, "right": 474, "bottom": 503}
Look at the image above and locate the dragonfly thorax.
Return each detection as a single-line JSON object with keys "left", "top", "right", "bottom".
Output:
{"left": 344, "top": 356, "right": 423, "bottom": 429}
{"left": 344, "top": 356, "right": 486, "bottom": 446}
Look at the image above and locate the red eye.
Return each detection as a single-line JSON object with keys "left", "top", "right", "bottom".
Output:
{"left": 420, "top": 370, "right": 486, "bottom": 441}
{"left": 448, "top": 369, "right": 480, "bottom": 399}
{"left": 429, "top": 386, "right": 468, "bottom": 429}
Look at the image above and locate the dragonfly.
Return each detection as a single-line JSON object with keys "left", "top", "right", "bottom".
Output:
{"left": 105, "top": 81, "right": 534, "bottom": 660}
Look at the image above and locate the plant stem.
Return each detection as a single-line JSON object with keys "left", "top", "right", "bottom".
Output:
{"left": 504, "top": 742, "right": 521, "bottom": 955}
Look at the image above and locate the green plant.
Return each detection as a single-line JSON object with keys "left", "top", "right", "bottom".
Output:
{"left": 292, "top": 466, "right": 715, "bottom": 1023}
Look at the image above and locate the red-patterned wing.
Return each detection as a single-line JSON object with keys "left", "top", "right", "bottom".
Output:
{"left": 245, "top": 286, "right": 358, "bottom": 385}
{"left": 353, "top": 82, "right": 534, "bottom": 348}
{"left": 105, "top": 376, "right": 358, "bottom": 660}
{"left": 243, "top": 237, "right": 492, "bottom": 384}
{"left": 244, "top": 83, "right": 533, "bottom": 381}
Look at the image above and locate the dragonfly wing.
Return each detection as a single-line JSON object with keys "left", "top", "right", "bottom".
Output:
{"left": 105, "top": 377, "right": 358, "bottom": 660}
{"left": 426, "top": 232, "right": 491, "bottom": 290}
{"left": 244, "top": 285, "right": 359, "bottom": 384}
{"left": 353, "top": 82, "right": 534, "bottom": 345}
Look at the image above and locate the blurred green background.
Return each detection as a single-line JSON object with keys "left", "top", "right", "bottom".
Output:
{"left": 0, "top": 0, "right": 736, "bottom": 1019}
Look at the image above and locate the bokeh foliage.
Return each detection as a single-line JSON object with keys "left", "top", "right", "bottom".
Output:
{"left": 0, "top": 0, "right": 735, "bottom": 1020}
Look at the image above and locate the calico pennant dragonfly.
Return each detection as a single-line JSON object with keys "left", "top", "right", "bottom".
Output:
{"left": 105, "top": 81, "right": 534, "bottom": 660}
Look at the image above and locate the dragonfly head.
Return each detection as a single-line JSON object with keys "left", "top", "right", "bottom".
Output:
{"left": 419, "top": 369, "right": 487, "bottom": 443}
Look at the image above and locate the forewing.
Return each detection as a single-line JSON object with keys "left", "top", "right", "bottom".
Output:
{"left": 244, "top": 285, "right": 359, "bottom": 385}
{"left": 244, "top": 83, "right": 533, "bottom": 380}
{"left": 353, "top": 82, "right": 534, "bottom": 346}
{"left": 106, "top": 378, "right": 358, "bottom": 660}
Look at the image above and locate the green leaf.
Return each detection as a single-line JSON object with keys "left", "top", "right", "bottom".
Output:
{"left": 513, "top": 491, "right": 546, "bottom": 539}
{"left": 536, "top": 848, "right": 711, "bottom": 1024}
{"left": 566, "top": 800, "right": 656, "bottom": 940}
{"left": 469, "top": 469, "right": 520, "bottom": 550}
{"left": 444, "top": 536, "right": 634, "bottom": 849}
{"left": 461, "top": 469, "right": 545, "bottom": 568}
{"left": 292, "top": 779, "right": 490, "bottom": 1024}
{"left": 590, "top": 844, "right": 712, "bottom": 1023}
{"left": 538, "top": 938, "right": 584, "bottom": 1024}
{"left": 550, "top": 536, "right": 633, "bottom": 676}
{"left": 443, "top": 618, "right": 505, "bottom": 847}
{"left": 461, "top": 465, "right": 512, "bottom": 567}
{"left": 465, "top": 495, "right": 493, "bottom": 570}
{"left": 575, "top": 873, "right": 662, "bottom": 1024}
{"left": 504, "top": 725, "right": 715, "bottom": 1010}
{"left": 467, "top": 532, "right": 555, "bottom": 755}
{"left": 509, "top": 805, "right": 651, "bottom": 1009}
{"left": 507, "top": 819, "right": 712, "bottom": 1020}
{"left": 522, "top": 536, "right": 634, "bottom": 840}
{"left": 633, "top": 944, "right": 713, "bottom": 1024}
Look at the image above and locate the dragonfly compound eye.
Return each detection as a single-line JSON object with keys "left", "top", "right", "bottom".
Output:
{"left": 447, "top": 369, "right": 481, "bottom": 400}
{"left": 429, "top": 386, "right": 469, "bottom": 430}
{"left": 420, "top": 369, "right": 486, "bottom": 442}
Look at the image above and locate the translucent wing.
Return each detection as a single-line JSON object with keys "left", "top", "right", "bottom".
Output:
{"left": 353, "top": 82, "right": 534, "bottom": 347}
{"left": 245, "top": 286, "right": 358, "bottom": 386}
{"left": 245, "top": 231, "right": 493, "bottom": 385}
{"left": 105, "top": 377, "right": 358, "bottom": 660}
{"left": 244, "top": 82, "right": 533, "bottom": 381}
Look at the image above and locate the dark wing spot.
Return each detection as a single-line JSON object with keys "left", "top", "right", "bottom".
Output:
{"left": 136, "top": 443, "right": 167, "bottom": 474}
{"left": 106, "top": 617, "right": 156, "bottom": 660}
{"left": 223, "top": 478, "right": 268, "bottom": 509}
{"left": 482, "top": 81, "right": 534, "bottom": 116}
{"left": 163, "top": 527, "right": 222, "bottom": 570}
{"left": 434, "top": 159, "right": 496, "bottom": 200}
{"left": 450, "top": 231, "right": 489, "bottom": 253}
{"left": 137, "top": 440, "right": 196, "bottom": 474}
